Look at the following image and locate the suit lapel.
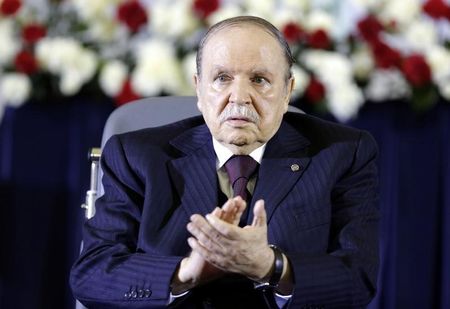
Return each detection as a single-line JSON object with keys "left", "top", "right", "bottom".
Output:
{"left": 167, "top": 120, "right": 312, "bottom": 221}
{"left": 251, "top": 122, "right": 311, "bottom": 223}
{"left": 169, "top": 125, "right": 218, "bottom": 216}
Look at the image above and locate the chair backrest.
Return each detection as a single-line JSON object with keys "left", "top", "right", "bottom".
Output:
{"left": 101, "top": 96, "right": 200, "bottom": 147}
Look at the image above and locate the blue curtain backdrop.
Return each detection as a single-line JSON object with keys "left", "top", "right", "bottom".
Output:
{"left": 0, "top": 98, "right": 449, "bottom": 309}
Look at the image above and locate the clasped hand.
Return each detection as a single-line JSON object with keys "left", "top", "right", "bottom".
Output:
{"left": 175, "top": 197, "right": 274, "bottom": 289}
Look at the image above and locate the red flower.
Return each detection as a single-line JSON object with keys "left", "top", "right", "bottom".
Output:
{"left": 117, "top": 0, "right": 148, "bottom": 32}
{"left": 282, "top": 22, "right": 304, "bottom": 43}
{"left": 371, "top": 40, "right": 402, "bottom": 69}
{"left": 401, "top": 54, "right": 432, "bottom": 88}
{"left": 357, "top": 15, "right": 383, "bottom": 44}
{"left": 22, "top": 24, "right": 47, "bottom": 44}
{"left": 423, "top": 0, "right": 450, "bottom": 20}
{"left": 193, "top": 0, "right": 220, "bottom": 19}
{"left": 0, "top": 0, "right": 21, "bottom": 15}
{"left": 115, "top": 79, "right": 140, "bottom": 106}
{"left": 307, "top": 29, "right": 331, "bottom": 49}
{"left": 305, "top": 77, "right": 326, "bottom": 104}
{"left": 14, "top": 50, "right": 39, "bottom": 75}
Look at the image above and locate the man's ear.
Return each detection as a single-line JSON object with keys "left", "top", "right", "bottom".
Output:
{"left": 194, "top": 73, "right": 199, "bottom": 89}
{"left": 283, "top": 76, "right": 295, "bottom": 113}
{"left": 194, "top": 74, "right": 202, "bottom": 112}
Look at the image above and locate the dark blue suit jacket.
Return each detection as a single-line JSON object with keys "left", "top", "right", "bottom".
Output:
{"left": 70, "top": 112, "right": 379, "bottom": 308}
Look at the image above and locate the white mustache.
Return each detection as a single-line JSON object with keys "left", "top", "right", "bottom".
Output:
{"left": 219, "top": 104, "right": 260, "bottom": 124}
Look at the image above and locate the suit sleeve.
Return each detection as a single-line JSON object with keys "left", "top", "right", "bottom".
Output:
{"left": 70, "top": 135, "right": 183, "bottom": 308}
{"left": 288, "top": 130, "right": 380, "bottom": 308}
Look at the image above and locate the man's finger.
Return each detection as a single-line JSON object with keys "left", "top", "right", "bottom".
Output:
{"left": 205, "top": 213, "right": 239, "bottom": 239}
{"left": 211, "top": 207, "right": 222, "bottom": 219}
{"left": 219, "top": 198, "right": 237, "bottom": 223}
{"left": 188, "top": 215, "right": 226, "bottom": 248}
{"left": 251, "top": 199, "right": 267, "bottom": 227}
{"left": 220, "top": 197, "right": 247, "bottom": 225}
{"left": 189, "top": 214, "right": 236, "bottom": 252}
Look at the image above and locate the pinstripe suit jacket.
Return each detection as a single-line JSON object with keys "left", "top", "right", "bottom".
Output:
{"left": 70, "top": 112, "right": 379, "bottom": 309}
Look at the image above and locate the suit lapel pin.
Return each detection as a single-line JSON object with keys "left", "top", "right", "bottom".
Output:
{"left": 291, "top": 164, "right": 301, "bottom": 172}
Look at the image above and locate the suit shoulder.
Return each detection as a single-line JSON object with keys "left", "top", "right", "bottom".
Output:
{"left": 285, "top": 112, "right": 372, "bottom": 140}
{"left": 113, "top": 116, "right": 204, "bottom": 145}
{"left": 103, "top": 116, "right": 205, "bottom": 158}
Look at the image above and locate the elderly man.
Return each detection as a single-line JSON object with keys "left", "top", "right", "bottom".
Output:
{"left": 71, "top": 16, "right": 379, "bottom": 308}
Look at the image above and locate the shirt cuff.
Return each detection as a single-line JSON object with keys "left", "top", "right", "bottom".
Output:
{"left": 168, "top": 290, "right": 191, "bottom": 304}
{"left": 274, "top": 292, "right": 292, "bottom": 308}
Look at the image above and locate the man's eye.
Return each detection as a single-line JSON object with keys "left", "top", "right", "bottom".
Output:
{"left": 253, "top": 76, "right": 267, "bottom": 84}
{"left": 216, "top": 75, "right": 230, "bottom": 82}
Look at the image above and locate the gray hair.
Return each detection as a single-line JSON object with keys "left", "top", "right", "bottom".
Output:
{"left": 196, "top": 16, "right": 295, "bottom": 80}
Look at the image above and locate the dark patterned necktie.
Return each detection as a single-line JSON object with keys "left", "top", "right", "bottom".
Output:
{"left": 224, "top": 155, "right": 258, "bottom": 225}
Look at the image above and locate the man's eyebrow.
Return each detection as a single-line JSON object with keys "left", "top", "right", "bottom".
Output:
{"left": 211, "top": 65, "right": 229, "bottom": 72}
{"left": 209, "top": 66, "right": 273, "bottom": 77}
{"left": 250, "top": 69, "right": 273, "bottom": 76}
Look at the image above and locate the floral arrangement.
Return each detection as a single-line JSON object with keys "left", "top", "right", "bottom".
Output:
{"left": 0, "top": 0, "right": 449, "bottom": 122}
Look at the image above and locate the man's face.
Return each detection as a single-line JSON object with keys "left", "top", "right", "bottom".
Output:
{"left": 195, "top": 25, "right": 294, "bottom": 154}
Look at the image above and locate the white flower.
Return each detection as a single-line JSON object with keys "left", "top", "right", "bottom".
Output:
{"left": 72, "top": 0, "right": 119, "bottom": 21}
{"left": 207, "top": 5, "right": 244, "bottom": 26}
{"left": 35, "top": 38, "right": 52, "bottom": 71}
{"left": 438, "top": 77, "right": 450, "bottom": 100}
{"left": 86, "top": 18, "right": 124, "bottom": 42}
{"left": 74, "top": 49, "right": 98, "bottom": 80}
{"left": 304, "top": 10, "right": 335, "bottom": 33}
{"left": 427, "top": 45, "right": 450, "bottom": 99}
{"left": 291, "top": 65, "right": 310, "bottom": 99}
{"left": 282, "top": 0, "right": 310, "bottom": 12}
{"left": 351, "top": 45, "right": 375, "bottom": 80}
{"left": 36, "top": 37, "right": 98, "bottom": 95}
{"left": 350, "top": 0, "right": 380, "bottom": 10}
{"left": 0, "top": 20, "right": 20, "bottom": 66}
{"left": 243, "top": 0, "right": 276, "bottom": 19}
{"left": 36, "top": 38, "right": 78, "bottom": 74}
{"left": 379, "top": 0, "right": 421, "bottom": 29}
{"left": 0, "top": 73, "right": 31, "bottom": 106}
{"left": 327, "top": 82, "right": 364, "bottom": 122}
{"left": 302, "top": 50, "right": 354, "bottom": 85}
{"left": 301, "top": 50, "right": 363, "bottom": 121}
{"left": 271, "top": 9, "right": 303, "bottom": 30}
{"left": 150, "top": 0, "right": 199, "bottom": 38}
{"left": 59, "top": 49, "right": 97, "bottom": 95}
{"left": 365, "top": 69, "right": 411, "bottom": 101}
{"left": 131, "top": 39, "right": 184, "bottom": 96}
{"left": 99, "top": 60, "right": 128, "bottom": 97}
{"left": 60, "top": 70, "right": 84, "bottom": 95}
{"left": 72, "top": 0, "right": 124, "bottom": 42}
{"left": 425, "top": 45, "right": 450, "bottom": 83}
{"left": 404, "top": 20, "right": 438, "bottom": 52}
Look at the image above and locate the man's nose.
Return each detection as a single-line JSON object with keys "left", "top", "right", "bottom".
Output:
{"left": 229, "top": 80, "right": 251, "bottom": 104}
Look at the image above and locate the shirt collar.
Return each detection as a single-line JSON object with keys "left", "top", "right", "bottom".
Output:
{"left": 212, "top": 137, "right": 266, "bottom": 170}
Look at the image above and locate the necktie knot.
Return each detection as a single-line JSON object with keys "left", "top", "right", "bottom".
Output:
{"left": 224, "top": 155, "right": 258, "bottom": 199}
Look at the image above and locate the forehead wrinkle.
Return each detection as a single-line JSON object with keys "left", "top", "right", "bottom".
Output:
{"left": 207, "top": 45, "right": 277, "bottom": 74}
{"left": 207, "top": 26, "right": 278, "bottom": 56}
{"left": 202, "top": 26, "right": 288, "bottom": 80}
